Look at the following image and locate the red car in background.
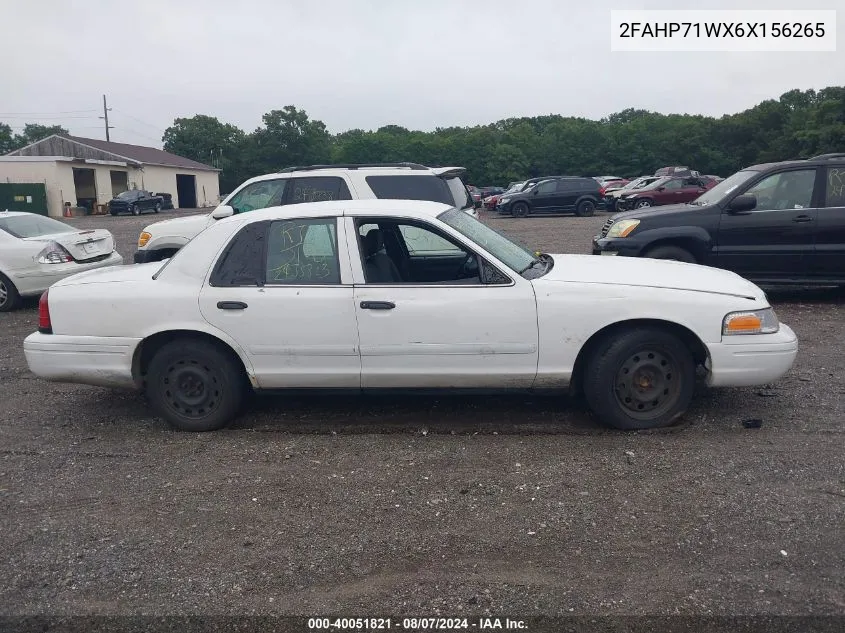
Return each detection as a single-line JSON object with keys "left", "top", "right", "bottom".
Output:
{"left": 615, "top": 175, "right": 717, "bottom": 211}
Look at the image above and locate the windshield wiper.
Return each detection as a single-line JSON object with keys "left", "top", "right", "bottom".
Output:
{"left": 519, "top": 255, "right": 544, "bottom": 274}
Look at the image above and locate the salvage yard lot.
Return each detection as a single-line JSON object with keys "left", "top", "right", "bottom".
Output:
{"left": 1, "top": 209, "right": 843, "bottom": 617}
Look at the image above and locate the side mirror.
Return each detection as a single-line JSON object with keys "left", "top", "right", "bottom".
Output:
{"left": 728, "top": 194, "right": 756, "bottom": 213}
{"left": 211, "top": 205, "right": 235, "bottom": 220}
{"left": 657, "top": 186, "right": 666, "bottom": 191}
{"left": 533, "top": 189, "right": 540, "bottom": 195}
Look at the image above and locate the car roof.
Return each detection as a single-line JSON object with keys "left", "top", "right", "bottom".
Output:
{"left": 0, "top": 210, "right": 37, "bottom": 218}
{"left": 220, "top": 199, "right": 456, "bottom": 226}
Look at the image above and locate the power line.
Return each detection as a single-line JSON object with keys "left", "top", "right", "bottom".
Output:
{"left": 111, "top": 108, "right": 165, "bottom": 132}
{"left": 0, "top": 114, "right": 100, "bottom": 120}
{"left": 0, "top": 109, "right": 99, "bottom": 116}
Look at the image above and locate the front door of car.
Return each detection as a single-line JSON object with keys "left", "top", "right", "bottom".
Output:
{"left": 677, "top": 178, "right": 707, "bottom": 204}
{"left": 198, "top": 216, "right": 361, "bottom": 389}
{"left": 714, "top": 168, "right": 820, "bottom": 280}
{"left": 810, "top": 166, "right": 845, "bottom": 280}
{"left": 530, "top": 180, "right": 560, "bottom": 212}
{"left": 654, "top": 178, "right": 686, "bottom": 204}
{"left": 346, "top": 216, "right": 539, "bottom": 389}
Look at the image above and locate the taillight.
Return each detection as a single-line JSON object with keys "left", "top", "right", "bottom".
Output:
{"left": 599, "top": 187, "right": 606, "bottom": 196}
{"left": 36, "top": 241, "right": 73, "bottom": 264}
{"left": 38, "top": 290, "right": 52, "bottom": 334}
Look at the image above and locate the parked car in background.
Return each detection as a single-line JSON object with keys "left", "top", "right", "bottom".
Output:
{"left": 595, "top": 176, "right": 626, "bottom": 187}
{"left": 485, "top": 181, "right": 526, "bottom": 209}
{"left": 135, "top": 163, "right": 476, "bottom": 263}
{"left": 592, "top": 153, "right": 845, "bottom": 286}
{"left": 0, "top": 211, "right": 122, "bottom": 311}
{"left": 155, "top": 193, "right": 174, "bottom": 210}
{"left": 109, "top": 190, "right": 163, "bottom": 216}
{"left": 467, "top": 185, "right": 483, "bottom": 208}
{"left": 497, "top": 177, "right": 603, "bottom": 217}
{"left": 25, "top": 199, "right": 797, "bottom": 433}
{"left": 615, "top": 176, "right": 716, "bottom": 211}
{"left": 602, "top": 176, "right": 663, "bottom": 212}
{"left": 655, "top": 166, "right": 699, "bottom": 178}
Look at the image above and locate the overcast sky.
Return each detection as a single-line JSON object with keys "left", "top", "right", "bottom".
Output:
{"left": 1, "top": 0, "right": 841, "bottom": 148}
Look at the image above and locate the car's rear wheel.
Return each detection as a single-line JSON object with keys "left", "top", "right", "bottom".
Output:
{"left": 635, "top": 199, "right": 653, "bottom": 208}
{"left": 146, "top": 339, "right": 246, "bottom": 432}
{"left": 154, "top": 202, "right": 161, "bottom": 213}
{"left": 644, "top": 245, "right": 697, "bottom": 264}
{"left": 0, "top": 273, "right": 21, "bottom": 312}
{"left": 512, "top": 202, "right": 529, "bottom": 218}
{"left": 575, "top": 200, "right": 596, "bottom": 217}
{"left": 583, "top": 327, "right": 695, "bottom": 430}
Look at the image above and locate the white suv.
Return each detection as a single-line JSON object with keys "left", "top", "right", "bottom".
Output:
{"left": 134, "top": 163, "right": 475, "bottom": 263}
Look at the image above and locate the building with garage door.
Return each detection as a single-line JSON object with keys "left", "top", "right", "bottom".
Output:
{"left": 0, "top": 134, "right": 220, "bottom": 217}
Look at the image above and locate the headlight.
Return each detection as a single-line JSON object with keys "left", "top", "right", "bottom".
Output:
{"left": 606, "top": 219, "right": 640, "bottom": 238}
{"left": 138, "top": 231, "right": 152, "bottom": 247}
{"left": 499, "top": 197, "right": 511, "bottom": 203}
{"left": 723, "top": 308, "right": 779, "bottom": 335}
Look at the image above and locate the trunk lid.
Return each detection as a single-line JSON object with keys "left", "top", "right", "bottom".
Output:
{"left": 25, "top": 229, "right": 115, "bottom": 262}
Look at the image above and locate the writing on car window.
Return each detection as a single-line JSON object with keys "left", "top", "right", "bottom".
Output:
{"left": 265, "top": 219, "right": 340, "bottom": 284}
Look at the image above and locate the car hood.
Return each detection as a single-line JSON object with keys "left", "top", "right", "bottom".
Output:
{"left": 610, "top": 203, "right": 699, "bottom": 221}
{"left": 537, "top": 254, "right": 764, "bottom": 300}
{"left": 142, "top": 212, "right": 211, "bottom": 237}
{"left": 52, "top": 261, "right": 164, "bottom": 287}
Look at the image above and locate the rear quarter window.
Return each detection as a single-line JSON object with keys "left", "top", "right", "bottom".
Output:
{"left": 365, "top": 175, "right": 454, "bottom": 205}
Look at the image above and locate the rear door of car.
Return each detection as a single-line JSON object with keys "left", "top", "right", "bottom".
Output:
{"left": 810, "top": 165, "right": 845, "bottom": 280}
{"left": 677, "top": 178, "right": 708, "bottom": 204}
{"left": 715, "top": 167, "right": 820, "bottom": 280}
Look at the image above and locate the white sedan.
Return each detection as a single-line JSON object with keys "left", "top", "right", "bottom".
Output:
{"left": 23, "top": 200, "right": 797, "bottom": 432}
{"left": 0, "top": 211, "right": 123, "bottom": 312}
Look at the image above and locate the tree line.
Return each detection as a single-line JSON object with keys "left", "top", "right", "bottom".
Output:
{"left": 3, "top": 87, "right": 843, "bottom": 192}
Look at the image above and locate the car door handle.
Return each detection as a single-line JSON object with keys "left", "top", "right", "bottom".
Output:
{"left": 360, "top": 301, "right": 395, "bottom": 310}
{"left": 792, "top": 215, "right": 813, "bottom": 223}
{"left": 217, "top": 301, "right": 248, "bottom": 310}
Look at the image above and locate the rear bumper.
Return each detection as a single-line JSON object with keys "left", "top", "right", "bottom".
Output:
{"left": 23, "top": 332, "right": 141, "bottom": 388}
{"left": 12, "top": 252, "right": 124, "bottom": 297}
{"left": 705, "top": 324, "right": 798, "bottom": 387}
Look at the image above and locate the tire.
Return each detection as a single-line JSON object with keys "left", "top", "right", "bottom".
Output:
{"left": 635, "top": 199, "right": 653, "bottom": 209}
{"left": 583, "top": 327, "right": 695, "bottom": 430}
{"left": 146, "top": 339, "right": 246, "bottom": 432}
{"left": 512, "top": 202, "right": 529, "bottom": 218}
{"left": 110, "top": 210, "right": 117, "bottom": 216}
{"left": 575, "top": 199, "right": 596, "bottom": 217}
{"left": 154, "top": 202, "right": 161, "bottom": 213}
{"left": 0, "top": 272, "right": 21, "bottom": 312}
{"left": 131, "top": 204, "right": 140, "bottom": 216}
{"left": 644, "top": 245, "right": 697, "bottom": 264}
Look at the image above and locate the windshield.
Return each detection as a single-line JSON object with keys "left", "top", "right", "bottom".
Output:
{"left": 439, "top": 208, "right": 535, "bottom": 274}
{"left": 504, "top": 182, "right": 524, "bottom": 194}
{"left": 634, "top": 177, "right": 671, "bottom": 191}
{"left": 0, "top": 214, "right": 74, "bottom": 238}
{"left": 116, "top": 191, "right": 137, "bottom": 200}
{"left": 691, "top": 169, "right": 759, "bottom": 205}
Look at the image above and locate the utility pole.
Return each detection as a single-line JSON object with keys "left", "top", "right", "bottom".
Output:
{"left": 99, "top": 95, "right": 114, "bottom": 141}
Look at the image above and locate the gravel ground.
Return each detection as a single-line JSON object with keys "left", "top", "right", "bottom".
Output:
{"left": 1, "top": 208, "right": 843, "bottom": 624}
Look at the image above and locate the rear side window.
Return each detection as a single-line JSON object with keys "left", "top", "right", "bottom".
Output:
{"left": 825, "top": 167, "right": 845, "bottom": 207}
{"left": 365, "top": 175, "right": 454, "bottom": 206}
{"left": 265, "top": 218, "right": 341, "bottom": 284}
{"left": 209, "top": 221, "right": 268, "bottom": 287}
{"left": 580, "top": 178, "right": 600, "bottom": 191}
{"left": 287, "top": 177, "right": 351, "bottom": 205}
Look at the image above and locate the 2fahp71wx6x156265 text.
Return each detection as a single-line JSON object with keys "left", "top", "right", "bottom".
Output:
{"left": 617, "top": 21, "right": 827, "bottom": 39}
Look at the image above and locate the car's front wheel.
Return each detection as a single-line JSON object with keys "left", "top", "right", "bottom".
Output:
{"left": 644, "top": 245, "right": 697, "bottom": 264}
{"left": 154, "top": 202, "right": 161, "bottom": 213}
{"left": 131, "top": 204, "right": 140, "bottom": 216}
{"left": 146, "top": 339, "right": 246, "bottom": 431}
{"left": 583, "top": 327, "right": 695, "bottom": 430}
{"left": 635, "top": 199, "right": 653, "bottom": 208}
{"left": 0, "top": 273, "right": 21, "bottom": 312}
{"left": 512, "top": 202, "right": 529, "bottom": 218}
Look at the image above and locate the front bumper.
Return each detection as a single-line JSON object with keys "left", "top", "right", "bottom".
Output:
{"left": 591, "top": 236, "right": 646, "bottom": 257}
{"left": 24, "top": 332, "right": 141, "bottom": 389}
{"left": 705, "top": 323, "right": 798, "bottom": 387}
{"left": 133, "top": 249, "right": 162, "bottom": 264}
{"left": 12, "top": 251, "right": 124, "bottom": 297}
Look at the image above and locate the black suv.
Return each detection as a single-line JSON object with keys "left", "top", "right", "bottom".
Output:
{"left": 592, "top": 153, "right": 845, "bottom": 286}
{"left": 497, "top": 177, "right": 602, "bottom": 217}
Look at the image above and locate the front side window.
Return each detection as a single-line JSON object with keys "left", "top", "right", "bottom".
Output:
{"left": 227, "top": 179, "right": 287, "bottom": 214}
{"left": 743, "top": 169, "right": 816, "bottom": 211}
{"left": 535, "top": 180, "right": 557, "bottom": 194}
{"left": 400, "top": 225, "right": 462, "bottom": 255}
{"left": 287, "top": 177, "right": 351, "bottom": 205}
{"left": 661, "top": 179, "right": 684, "bottom": 190}
{"left": 265, "top": 218, "right": 340, "bottom": 284}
